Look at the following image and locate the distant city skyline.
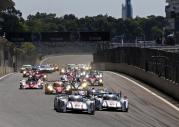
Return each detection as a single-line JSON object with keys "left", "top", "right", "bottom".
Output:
{"left": 122, "top": 0, "right": 133, "bottom": 20}
{"left": 13, "top": 0, "right": 166, "bottom": 18}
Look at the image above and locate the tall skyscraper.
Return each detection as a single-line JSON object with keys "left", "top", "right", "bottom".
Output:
{"left": 165, "top": 0, "right": 179, "bottom": 44}
{"left": 122, "top": 0, "right": 133, "bottom": 20}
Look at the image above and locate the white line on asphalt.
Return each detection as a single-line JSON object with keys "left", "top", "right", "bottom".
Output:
{"left": 0, "top": 73, "right": 14, "bottom": 80}
{"left": 107, "top": 71, "right": 179, "bottom": 112}
{"left": 40, "top": 57, "right": 49, "bottom": 65}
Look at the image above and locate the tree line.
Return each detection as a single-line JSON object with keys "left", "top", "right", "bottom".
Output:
{"left": 0, "top": 6, "right": 168, "bottom": 42}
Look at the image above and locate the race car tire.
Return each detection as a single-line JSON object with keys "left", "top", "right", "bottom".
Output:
{"left": 54, "top": 100, "right": 57, "bottom": 110}
{"left": 56, "top": 102, "right": 66, "bottom": 113}
{"left": 99, "top": 83, "right": 103, "bottom": 86}
{"left": 19, "top": 85, "right": 24, "bottom": 89}
{"left": 89, "top": 110, "right": 95, "bottom": 115}
{"left": 96, "top": 103, "right": 103, "bottom": 111}
{"left": 61, "top": 107, "right": 67, "bottom": 113}
{"left": 39, "top": 85, "right": 43, "bottom": 89}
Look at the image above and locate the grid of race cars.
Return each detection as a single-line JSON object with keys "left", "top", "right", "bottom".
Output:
{"left": 20, "top": 64, "right": 129, "bottom": 115}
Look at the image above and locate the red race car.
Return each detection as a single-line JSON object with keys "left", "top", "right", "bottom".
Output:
{"left": 20, "top": 78, "right": 44, "bottom": 89}
{"left": 34, "top": 71, "right": 47, "bottom": 81}
{"left": 85, "top": 74, "right": 103, "bottom": 86}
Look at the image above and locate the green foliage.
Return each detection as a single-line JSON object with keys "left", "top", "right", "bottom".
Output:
{"left": 24, "top": 12, "right": 167, "bottom": 40}
{"left": 0, "top": 6, "right": 25, "bottom": 32}
{"left": 0, "top": 6, "right": 168, "bottom": 41}
{"left": 20, "top": 42, "right": 37, "bottom": 56}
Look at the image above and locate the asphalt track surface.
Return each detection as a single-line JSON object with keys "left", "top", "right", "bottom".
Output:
{"left": 0, "top": 55, "right": 179, "bottom": 127}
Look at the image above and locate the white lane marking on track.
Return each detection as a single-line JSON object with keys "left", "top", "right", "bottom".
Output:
{"left": 0, "top": 73, "right": 14, "bottom": 80}
{"left": 40, "top": 57, "right": 49, "bottom": 65}
{"left": 107, "top": 71, "right": 179, "bottom": 112}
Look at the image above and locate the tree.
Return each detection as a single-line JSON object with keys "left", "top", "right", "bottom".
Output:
{"left": 0, "top": 6, "right": 25, "bottom": 32}
{"left": 26, "top": 12, "right": 58, "bottom": 32}
{"left": 151, "top": 26, "right": 163, "bottom": 44}
{"left": 20, "top": 42, "right": 37, "bottom": 56}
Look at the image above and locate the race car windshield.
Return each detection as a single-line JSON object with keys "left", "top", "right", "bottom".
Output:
{"left": 103, "top": 96, "right": 118, "bottom": 100}
{"left": 69, "top": 97, "right": 83, "bottom": 102}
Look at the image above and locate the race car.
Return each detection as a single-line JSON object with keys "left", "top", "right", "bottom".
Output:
{"left": 85, "top": 73, "right": 103, "bottom": 86}
{"left": 45, "top": 81, "right": 65, "bottom": 94}
{"left": 20, "top": 65, "right": 32, "bottom": 73}
{"left": 34, "top": 71, "right": 47, "bottom": 81}
{"left": 54, "top": 94, "right": 95, "bottom": 115}
{"left": 53, "top": 64, "right": 60, "bottom": 71}
{"left": 19, "top": 78, "right": 44, "bottom": 89}
{"left": 95, "top": 93, "right": 128, "bottom": 112}
{"left": 38, "top": 64, "right": 55, "bottom": 73}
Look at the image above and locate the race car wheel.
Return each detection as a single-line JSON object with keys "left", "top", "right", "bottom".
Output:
{"left": 97, "top": 104, "right": 103, "bottom": 111}
{"left": 19, "top": 85, "right": 24, "bottom": 89}
{"left": 99, "top": 83, "right": 103, "bottom": 86}
{"left": 39, "top": 85, "right": 43, "bottom": 89}
{"left": 61, "top": 107, "right": 67, "bottom": 113}
{"left": 89, "top": 110, "right": 95, "bottom": 115}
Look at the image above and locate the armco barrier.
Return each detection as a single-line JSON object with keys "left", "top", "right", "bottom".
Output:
{"left": 93, "top": 63, "right": 179, "bottom": 101}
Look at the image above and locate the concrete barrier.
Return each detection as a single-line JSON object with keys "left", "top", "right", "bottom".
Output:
{"left": 0, "top": 66, "right": 13, "bottom": 76}
{"left": 93, "top": 63, "right": 179, "bottom": 101}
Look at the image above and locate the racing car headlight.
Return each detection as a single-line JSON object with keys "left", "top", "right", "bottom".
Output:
{"left": 86, "top": 75, "right": 89, "bottom": 78}
{"left": 66, "top": 85, "right": 71, "bottom": 91}
{"left": 61, "top": 69, "right": 65, "bottom": 73}
{"left": 99, "top": 79, "right": 103, "bottom": 83}
{"left": 85, "top": 67, "right": 90, "bottom": 70}
{"left": 44, "top": 75, "right": 47, "bottom": 78}
{"left": 99, "top": 74, "right": 103, "bottom": 78}
{"left": 81, "top": 72, "right": 86, "bottom": 76}
{"left": 47, "top": 85, "right": 53, "bottom": 91}
{"left": 23, "top": 71, "right": 27, "bottom": 74}
{"left": 82, "top": 82, "right": 88, "bottom": 88}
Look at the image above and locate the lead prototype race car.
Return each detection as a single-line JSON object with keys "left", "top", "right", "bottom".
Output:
{"left": 95, "top": 92, "right": 129, "bottom": 112}
{"left": 19, "top": 78, "right": 44, "bottom": 89}
{"left": 54, "top": 94, "right": 95, "bottom": 115}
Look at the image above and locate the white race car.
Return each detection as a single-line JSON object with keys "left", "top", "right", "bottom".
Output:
{"left": 54, "top": 94, "right": 95, "bottom": 115}
{"left": 95, "top": 93, "right": 128, "bottom": 112}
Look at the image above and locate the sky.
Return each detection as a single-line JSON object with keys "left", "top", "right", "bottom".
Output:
{"left": 13, "top": 0, "right": 166, "bottom": 19}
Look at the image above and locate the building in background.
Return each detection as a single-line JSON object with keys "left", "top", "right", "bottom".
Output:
{"left": 122, "top": 0, "right": 133, "bottom": 20}
{"left": 165, "top": 0, "right": 179, "bottom": 44}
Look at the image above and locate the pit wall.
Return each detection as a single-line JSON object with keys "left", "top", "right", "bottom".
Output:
{"left": 93, "top": 63, "right": 179, "bottom": 101}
